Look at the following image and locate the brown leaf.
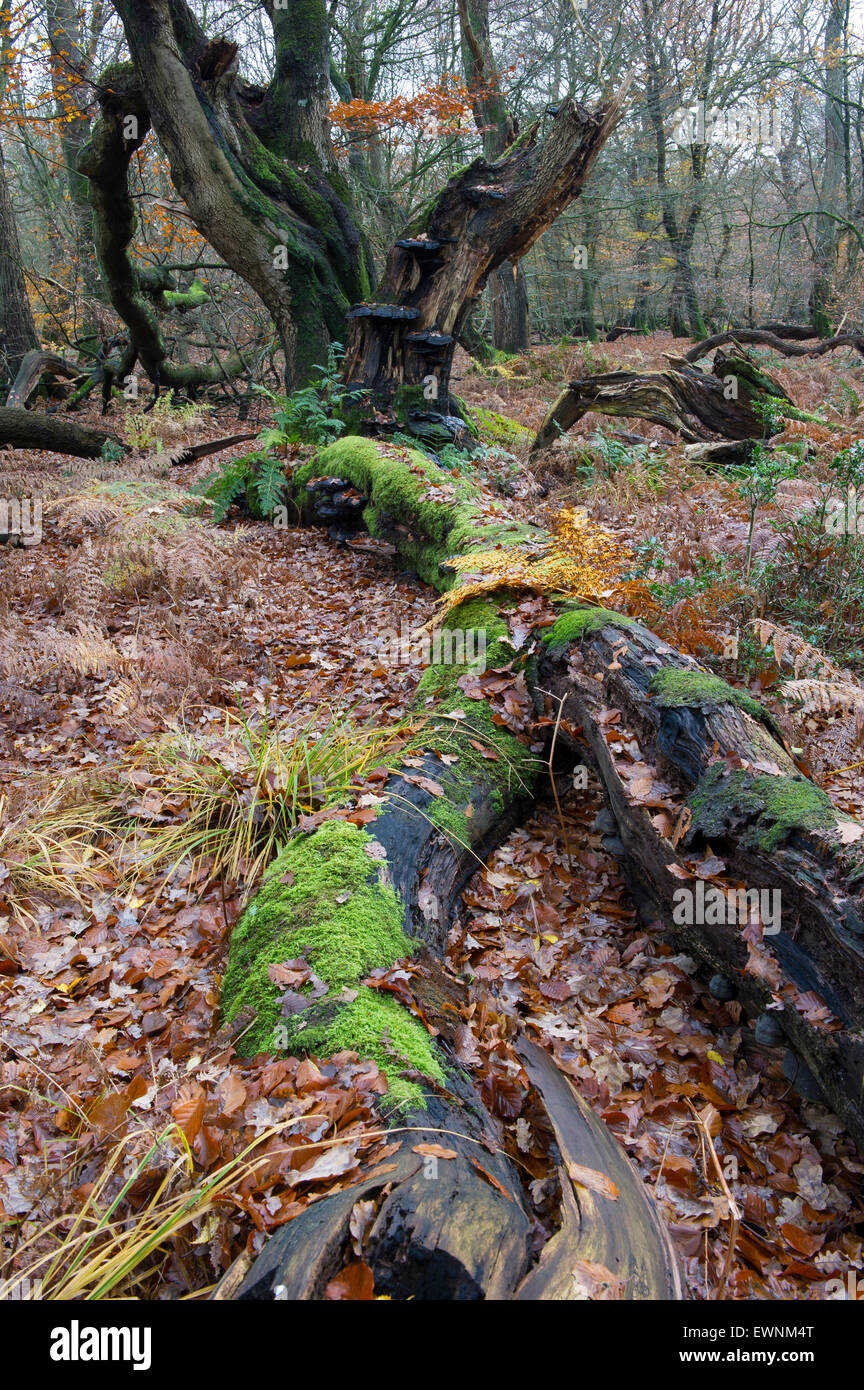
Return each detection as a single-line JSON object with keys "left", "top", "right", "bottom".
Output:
{"left": 324, "top": 1261, "right": 375, "bottom": 1300}
{"left": 567, "top": 1162, "right": 620, "bottom": 1200}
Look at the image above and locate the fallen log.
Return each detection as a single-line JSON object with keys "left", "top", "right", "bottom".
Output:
{"left": 536, "top": 611, "right": 864, "bottom": 1149}
{"left": 225, "top": 433, "right": 864, "bottom": 1299}
{"left": 0, "top": 406, "right": 121, "bottom": 458}
{"left": 4, "top": 350, "right": 87, "bottom": 409}
{"left": 686, "top": 328, "right": 864, "bottom": 363}
{"left": 530, "top": 347, "right": 795, "bottom": 451}
{"left": 221, "top": 435, "right": 684, "bottom": 1301}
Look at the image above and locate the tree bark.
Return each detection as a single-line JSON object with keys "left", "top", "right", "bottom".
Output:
{"left": 0, "top": 406, "right": 119, "bottom": 456}
{"left": 530, "top": 349, "right": 793, "bottom": 450}
{"left": 341, "top": 89, "right": 630, "bottom": 413}
{"left": 0, "top": 145, "right": 39, "bottom": 386}
{"left": 105, "top": 0, "right": 372, "bottom": 390}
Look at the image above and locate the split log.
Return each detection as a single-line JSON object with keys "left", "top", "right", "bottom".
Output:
{"left": 4, "top": 351, "right": 86, "bottom": 409}
{"left": 0, "top": 406, "right": 121, "bottom": 458}
{"left": 229, "top": 738, "right": 680, "bottom": 1301}
{"left": 227, "top": 431, "right": 864, "bottom": 1301}
{"left": 222, "top": 436, "right": 684, "bottom": 1302}
{"left": 536, "top": 615, "right": 864, "bottom": 1149}
{"left": 530, "top": 348, "right": 794, "bottom": 450}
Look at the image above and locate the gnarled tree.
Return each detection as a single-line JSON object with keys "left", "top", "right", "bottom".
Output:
{"left": 90, "top": 1, "right": 626, "bottom": 409}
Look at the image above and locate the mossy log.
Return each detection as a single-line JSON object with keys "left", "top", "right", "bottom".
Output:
{"left": 530, "top": 348, "right": 793, "bottom": 450}
{"left": 223, "top": 436, "right": 684, "bottom": 1301}
{"left": 228, "top": 435, "right": 864, "bottom": 1297}
{"left": 537, "top": 610, "right": 864, "bottom": 1147}
{"left": 0, "top": 406, "right": 121, "bottom": 457}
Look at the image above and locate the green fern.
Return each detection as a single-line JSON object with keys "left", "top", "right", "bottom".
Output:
{"left": 193, "top": 450, "right": 287, "bottom": 523}
{"left": 194, "top": 457, "right": 251, "bottom": 523}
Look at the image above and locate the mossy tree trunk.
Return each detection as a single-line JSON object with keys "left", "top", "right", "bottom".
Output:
{"left": 77, "top": 65, "right": 251, "bottom": 401}
{"left": 93, "top": 0, "right": 373, "bottom": 391}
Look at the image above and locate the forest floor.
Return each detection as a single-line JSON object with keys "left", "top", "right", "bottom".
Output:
{"left": 1, "top": 332, "right": 863, "bottom": 1300}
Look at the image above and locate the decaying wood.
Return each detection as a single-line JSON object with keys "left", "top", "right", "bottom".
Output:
{"left": 514, "top": 1040, "right": 684, "bottom": 1300}
{"left": 230, "top": 431, "right": 864, "bottom": 1300}
{"left": 234, "top": 751, "right": 681, "bottom": 1300}
{"left": 0, "top": 406, "right": 121, "bottom": 458}
{"left": 343, "top": 84, "right": 632, "bottom": 411}
{"left": 530, "top": 348, "right": 793, "bottom": 450}
{"left": 5, "top": 350, "right": 86, "bottom": 409}
{"left": 537, "top": 618, "right": 864, "bottom": 1149}
{"left": 686, "top": 328, "right": 864, "bottom": 362}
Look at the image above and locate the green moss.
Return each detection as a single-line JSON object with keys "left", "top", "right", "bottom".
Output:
{"left": 392, "top": 384, "right": 427, "bottom": 421}
{"left": 164, "top": 280, "right": 208, "bottom": 310}
{"left": 297, "top": 436, "right": 546, "bottom": 588}
{"left": 221, "top": 819, "right": 444, "bottom": 1108}
{"left": 542, "top": 606, "right": 635, "bottom": 653}
{"left": 688, "top": 765, "right": 838, "bottom": 851}
{"left": 413, "top": 597, "right": 541, "bottom": 839}
{"left": 287, "top": 990, "right": 443, "bottom": 1113}
{"left": 649, "top": 667, "right": 774, "bottom": 730}
{"left": 470, "top": 406, "right": 532, "bottom": 450}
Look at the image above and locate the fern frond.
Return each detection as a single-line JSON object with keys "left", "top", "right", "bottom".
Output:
{"left": 779, "top": 678, "right": 864, "bottom": 716}
{"left": 749, "top": 620, "right": 846, "bottom": 680}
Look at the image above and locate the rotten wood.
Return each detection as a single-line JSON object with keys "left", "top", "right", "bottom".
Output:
{"left": 530, "top": 348, "right": 793, "bottom": 450}
{"left": 0, "top": 406, "right": 121, "bottom": 458}
{"left": 536, "top": 617, "right": 864, "bottom": 1149}
{"left": 686, "top": 328, "right": 864, "bottom": 363}
{"left": 342, "top": 85, "right": 631, "bottom": 412}
{"left": 5, "top": 350, "right": 86, "bottom": 409}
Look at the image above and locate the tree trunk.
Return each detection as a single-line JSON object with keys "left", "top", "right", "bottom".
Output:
{"left": 457, "top": 0, "right": 531, "bottom": 356}
{"left": 0, "top": 145, "right": 39, "bottom": 386}
{"left": 489, "top": 260, "right": 530, "bottom": 353}
{"left": 0, "top": 406, "right": 119, "bottom": 456}
{"left": 106, "top": 0, "right": 372, "bottom": 390}
{"left": 809, "top": 0, "right": 846, "bottom": 337}
{"left": 341, "top": 90, "right": 630, "bottom": 415}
